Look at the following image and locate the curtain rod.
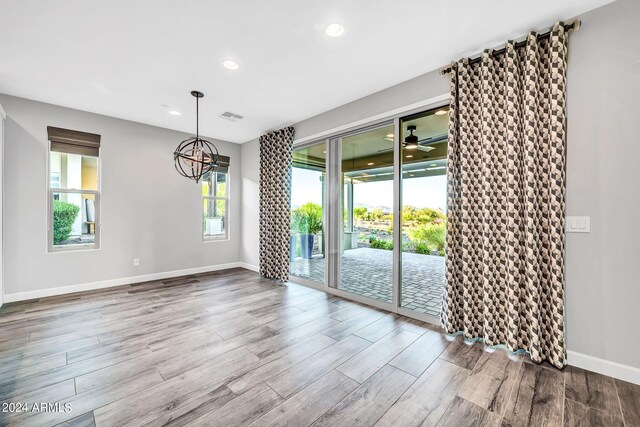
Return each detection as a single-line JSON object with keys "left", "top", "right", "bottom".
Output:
{"left": 440, "top": 19, "right": 580, "bottom": 75}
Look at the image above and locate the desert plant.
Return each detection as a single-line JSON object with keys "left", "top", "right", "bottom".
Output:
{"left": 53, "top": 200, "right": 80, "bottom": 244}
{"left": 291, "top": 203, "right": 322, "bottom": 235}
{"left": 413, "top": 241, "right": 433, "bottom": 255}
{"left": 353, "top": 206, "right": 368, "bottom": 221}
{"left": 415, "top": 207, "right": 446, "bottom": 224}
{"left": 370, "top": 208, "right": 385, "bottom": 221}
{"left": 369, "top": 236, "right": 393, "bottom": 250}
{"left": 408, "top": 223, "right": 446, "bottom": 252}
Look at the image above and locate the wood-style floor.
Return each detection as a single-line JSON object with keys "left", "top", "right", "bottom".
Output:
{"left": 0, "top": 268, "right": 638, "bottom": 427}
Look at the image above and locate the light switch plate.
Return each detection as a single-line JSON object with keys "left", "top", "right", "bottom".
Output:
{"left": 133, "top": 258, "right": 140, "bottom": 267}
{"left": 566, "top": 216, "right": 590, "bottom": 233}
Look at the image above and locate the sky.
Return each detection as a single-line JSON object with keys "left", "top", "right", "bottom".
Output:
{"left": 291, "top": 168, "right": 447, "bottom": 212}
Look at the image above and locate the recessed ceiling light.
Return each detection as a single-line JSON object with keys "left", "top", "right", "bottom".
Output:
{"left": 430, "top": 163, "right": 437, "bottom": 167}
{"left": 435, "top": 110, "right": 447, "bottom": 116}
{"left": 386, "top": 133, "right": 394, "bottom": 138}
{"left": 325, "top": 23, "right": 345, "bottom": 38}
{"left": 168, "top": 110, "right": 181, "bottom": 116}
{"left": 406, "top": 155, "right": 413, "bottom": 158}
{"left": 367, "top": 162, "right": 374, "bottom": 166}
{"left": 222, "top": 59, "right": 239, "bottom": 70}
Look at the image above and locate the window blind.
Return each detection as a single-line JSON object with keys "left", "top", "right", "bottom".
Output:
{"left": 216, "top": 155, "right": 230, "bottom": 174}
{"left": 48, "top": 126, "right": 101, "bottom": 157}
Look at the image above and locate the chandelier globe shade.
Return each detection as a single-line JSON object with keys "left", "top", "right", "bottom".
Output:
{"left": 173, "top": 91, "right": 219, "bottom": 183}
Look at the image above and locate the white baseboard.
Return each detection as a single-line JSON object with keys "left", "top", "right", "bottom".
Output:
{"left": 239, "top": 262, "right": 259, "bottom": 272}
{"left": 3, "top": 262, "right": 254, "bottom": 303}
{"left": 567, "top": 350, "right": 640, "bottom": 385}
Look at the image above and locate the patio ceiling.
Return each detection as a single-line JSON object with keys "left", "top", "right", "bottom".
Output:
{"left": 292, "top": 106, "right": 449, "bottom": 179}
{"left": 346, "top": 157, "right": 447, "bottom": 184}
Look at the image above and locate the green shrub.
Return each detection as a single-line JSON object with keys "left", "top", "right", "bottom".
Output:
{"left": 353, "top": 206, "right": 369, "bottom": 221}
{"left": 402, "top": 206, "right": 446, "bottom": 225}
{"left": 408, "top": 223, "right": 446, "bottom": 251}
{"left": 416, "top": 208, "right": 445, "bottom": 224}
{"left": 369, "top": 237, "right": 393, "bottom": 250}
{"left": 370, "top": 208, "right": 385, "bottom": 221}
{"left": 413, "top": 241, "right": 433, "bottom": 255}
{"left": 53, "top": 200, "right": 80, "bottom": 244}
{"left": 291, "top": 203, "right": 322, "bottom": 235}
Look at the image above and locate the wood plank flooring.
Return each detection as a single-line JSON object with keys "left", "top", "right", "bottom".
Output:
{"left": 0, "top": 268, "right": 637, "bottom": 426}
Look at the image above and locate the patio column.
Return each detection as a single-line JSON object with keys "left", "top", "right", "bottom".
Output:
{"left": 321, "top": 173, "right": 326, "bottom": 258}
{"left": 345, "top": 178, "right": 353, "bottom": 232}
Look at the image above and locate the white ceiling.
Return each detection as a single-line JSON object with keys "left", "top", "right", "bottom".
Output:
{"left": 0, "top": 0, "right": 614, "bottom": 143}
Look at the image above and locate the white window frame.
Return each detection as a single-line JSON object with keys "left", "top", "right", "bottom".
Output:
{"left": 202, "top": 169, "right": 229, "bottom": 242}
{"left": 47, "top": 143, "right": 101, "bottom": 252}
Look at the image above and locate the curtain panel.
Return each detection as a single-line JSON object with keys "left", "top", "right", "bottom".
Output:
{"left": 259, "top": 127, "right": 295, "bottom": 281}
{"left": 442, "top": 23, "right": 569, "bottom": 368}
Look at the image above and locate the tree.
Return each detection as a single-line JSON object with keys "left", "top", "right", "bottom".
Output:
{"left": 370, "top": 208, "right": 384, "bottom": 221}
{"left": 402, "top": 206, "right": 418, "bottom": 223}
{"left": 353, "top": 207, "right": 368, "bottom": 221}
{"left": 416, "top": 207, "right": 445, "bottom": 224}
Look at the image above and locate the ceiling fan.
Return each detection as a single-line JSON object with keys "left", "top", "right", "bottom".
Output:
{"left": 378, "top": 125, "right": 447, "bottom": 153}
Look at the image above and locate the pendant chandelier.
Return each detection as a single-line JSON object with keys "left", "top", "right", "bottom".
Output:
{"left": 173, "top": 91, "right": 219, "bottom": 183}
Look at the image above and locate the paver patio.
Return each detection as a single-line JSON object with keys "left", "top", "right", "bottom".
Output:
{"left": 290, "top": 247, "right": 444, "bottom": 317}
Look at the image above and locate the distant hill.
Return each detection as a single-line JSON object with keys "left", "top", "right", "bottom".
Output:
{"left": 354, "top": 203, "right": 392, "bottom": 214}
{"left": 354, "top": 203, "right": 445, "bottom": 214}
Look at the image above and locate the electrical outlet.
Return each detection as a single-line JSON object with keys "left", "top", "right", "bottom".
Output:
{"left": 133, "top": 258, "right": 140, "bottom": 267}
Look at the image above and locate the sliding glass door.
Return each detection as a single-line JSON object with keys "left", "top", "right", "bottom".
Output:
{"left": 289, "top": 142, "right": 326, "bottom": 286}
{"left": 399, "top": 107, "right": 449, "bottom": 317}
{"left": 289, "top": 105, "right": 449, "bottom": 323}
{"left": 336, "top": 124, "right": 395, "bottom": 303}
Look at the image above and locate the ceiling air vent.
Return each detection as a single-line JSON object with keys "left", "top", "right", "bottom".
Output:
{"left": 218, "top": 111, "right": 244, "bottom": 122}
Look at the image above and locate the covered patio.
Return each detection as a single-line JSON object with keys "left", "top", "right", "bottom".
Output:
{"left": 289, "top": 247, "right": 445, "bottom": 317}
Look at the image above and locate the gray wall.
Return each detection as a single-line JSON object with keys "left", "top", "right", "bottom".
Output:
{"left": 563, "top": 0, "right": 640, "bottom": 369}
{"left": 240, "top": 0, "right": 640, "bottom": 369}
{"left": 0, "top": 94, "right": 242, "bottom": 295}
{"left": 294, "top": 71, "right": 449, "bottom": 141}
{"left": 240, "top": 138, "right": 260, "bottom": 268}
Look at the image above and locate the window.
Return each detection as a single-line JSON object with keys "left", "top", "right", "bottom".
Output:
{"left": 47, "top": 126, "right": 101, "bottom": 251}
{"left": 202, "top": 156, "right": 230, "bottom": 240}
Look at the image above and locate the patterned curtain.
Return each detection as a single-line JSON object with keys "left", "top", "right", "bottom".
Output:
{"left": 259, "top": 127, "right": 295, "bottom": 281}
{"left": 442, "top": 23, "right": 569, "bottom": 368}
